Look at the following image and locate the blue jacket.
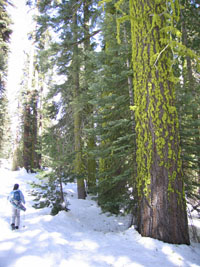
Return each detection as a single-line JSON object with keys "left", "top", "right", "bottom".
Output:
{"left": 9, "top": 189, "right": 25, "bottom": 204}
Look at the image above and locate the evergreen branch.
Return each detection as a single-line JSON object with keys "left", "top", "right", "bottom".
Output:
{"left": 69, "top": 29, "right": 101, "bottom": 47}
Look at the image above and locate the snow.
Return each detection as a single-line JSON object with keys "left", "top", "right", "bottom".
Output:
{"left": 0, "top": 160, "right": 200, "bottom": 267}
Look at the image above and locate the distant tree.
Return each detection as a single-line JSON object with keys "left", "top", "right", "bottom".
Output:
{"left": 15, "top": 48, "right": 41, "bottom": 172}
{"left": 0, "top": 95, "right": 12, "bottom": 157}
{"left": 0, "top": 0, "right": 12, "bottom": 154}
{"left": 23, "top": 89, "right": 39, "bottom": 172}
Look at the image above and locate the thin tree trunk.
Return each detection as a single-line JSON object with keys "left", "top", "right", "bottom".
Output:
{"left": 23, "top": 100, "right": 31, "bottom": 172}
{"left": 130, "top": 0, "right": 190, "bottom": 244}
{"left": 87, "top": 137, "right": 96, "bottom": 193}
{"left": 83, "top": 0, "right": 96, "bottom": 193}
{"left": 72, "top": 9, "right": 86, "bottom": 199}
{"left": 31, "top": 89, "right": 39, "bottom": 170}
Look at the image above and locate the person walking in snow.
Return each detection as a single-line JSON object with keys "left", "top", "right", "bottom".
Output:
{"left": 8, "top": 184, "right": 25, "bottom": 230}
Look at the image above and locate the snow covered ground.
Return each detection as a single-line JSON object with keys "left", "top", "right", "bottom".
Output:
{"left": 0, "top": 160, "right": 200, "bottom": 267}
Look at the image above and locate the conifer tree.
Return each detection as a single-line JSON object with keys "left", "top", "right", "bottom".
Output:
{"left": 28, "top": 1, "right": 197, "bottom": 232}
{"left": 0, "top": 94, "right": 6, "bottom": 152}
{"left": 82, "top": 0, "right": 97, "bottom": 194}
{"left": 0, "top": 0, "right": 12, "bottom": 154}
{"left": 23, "top": 89, "right": 39, "bottom": 172}
{"left": 0, "top": 95, "right": 12, "bottom": 157}
{"left": 86, "top": 2, "right": 135, "bottom": 214}
{"left": 129, "top": 0, "right": 190, "bottom": 244}
{"left": 176, "top": 0, "right": 200, "bottom": 202}
{"left": 34, "top": 0, "right": 101, "bottom": 199}
{"left": 17, "top": 49, "right": 40, "bottom": 172}
{"left": 24, "top": 1, "right": 75, "bottom": 210}
{"left": 12, "top": 100, "right": 24, "bottom": 170}
{"left": 72, "top": 6, "right": 86, "bottom": 199}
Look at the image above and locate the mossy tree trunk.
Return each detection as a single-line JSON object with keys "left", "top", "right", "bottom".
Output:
{"left": 130, "top": 0, "right": 190, "bottom": 244}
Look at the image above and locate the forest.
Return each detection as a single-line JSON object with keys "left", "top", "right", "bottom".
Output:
{"left": 0, "top": 0, "right": 199, "bottom": 246}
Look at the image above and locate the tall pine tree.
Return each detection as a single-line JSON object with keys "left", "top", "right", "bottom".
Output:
{"left": 176, "top": 0, "right": 200, "bottom": 202}
{"left": 0, "top": 0, "right": 12, "bottom": 154}
{"left": 86, "top": 2, "right": 135, "bottom": 214}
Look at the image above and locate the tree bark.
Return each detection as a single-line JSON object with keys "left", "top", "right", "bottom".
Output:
{"left": 130, "top": 0, "right": 190, "bottom": 244}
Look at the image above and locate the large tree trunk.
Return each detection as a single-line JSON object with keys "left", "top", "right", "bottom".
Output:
{"left": 130, "top": 0, "right": 190, "bottom": 244}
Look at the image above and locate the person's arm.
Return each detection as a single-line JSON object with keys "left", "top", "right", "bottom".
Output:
{"left": 20, "top": 191, "right": 25, "bottom": 204}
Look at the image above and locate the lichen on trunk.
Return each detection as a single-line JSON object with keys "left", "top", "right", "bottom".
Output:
{"left": 129, "top": 0, "right": 190, "bottom": 244}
